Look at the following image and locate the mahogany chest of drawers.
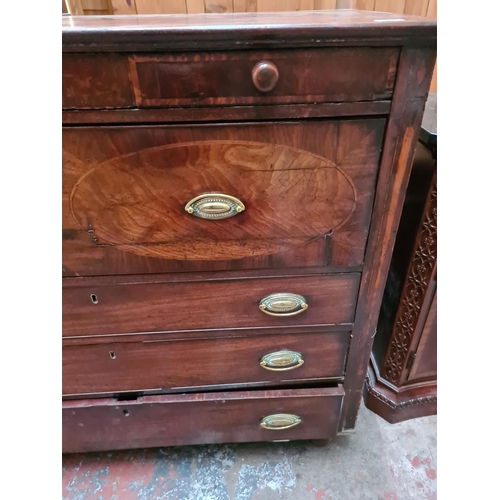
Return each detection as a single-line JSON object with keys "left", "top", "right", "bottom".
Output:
{"left": 62, "top": 10, "right": 436, "bottom": 453}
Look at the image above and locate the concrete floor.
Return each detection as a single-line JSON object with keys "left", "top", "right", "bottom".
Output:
{"left": 62, "top": 401, "right": 437, "bottom": 500}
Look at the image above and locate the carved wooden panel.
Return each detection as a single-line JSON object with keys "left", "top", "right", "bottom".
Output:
{"left": 381, "top": 171, "right": 437, "bottom": 384}
{"left": 407, "top": 288, "right": 437, "bottom": 382}
{"left": 63, "top": 119, "right": 384, "bottom": 276}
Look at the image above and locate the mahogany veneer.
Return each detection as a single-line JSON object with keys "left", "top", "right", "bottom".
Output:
{"left": 62, "top": 387, "right": 345, "bottom": 453}
{"left": 62, "top": 274, "right": 359, "bottom": 337}
{"left": 62, "top": 10, "right": 436, "bottom": 453}
{"left": 63, "top": 331, "right": 350, "bottom": 396}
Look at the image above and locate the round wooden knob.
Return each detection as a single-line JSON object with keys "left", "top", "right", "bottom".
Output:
{"left": 252, "top": 61, "right": 279, "bottom": 93}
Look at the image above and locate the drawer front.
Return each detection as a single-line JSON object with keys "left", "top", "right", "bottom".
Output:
{"left": 63, "top": 119, "right": 384, "bottom": 277}
{"left": 62, "top": 54, "right": 135, "bottom": 109}
{"left": 129, "top": 48, "right": 399, "bottom": 107}
{"left": 63, "top": 331, "right": 349, "bottom": 396}
{"left": 63, "top": 274, "right": 359, "bottom": 338}
{"left": 62, "top": 48, "right": 398, "bottom": 109}
{"left": 62, "top": 387, "right": 344, "bottom": 453}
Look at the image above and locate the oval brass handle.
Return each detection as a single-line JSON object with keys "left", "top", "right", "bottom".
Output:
{"left": 185, "top": 193, "right": 245, "bottom": 220}
{"left": 260, "top": 350, "right": 304, "bottom": 371}
{"left": 260, "top": 413, "right": 302, "bottom": 430}
{"left": 259, "top": 293, "right": 308, "bottom": 317}
{"left": 252, "top": 61, "right": 279, "bottom": 92}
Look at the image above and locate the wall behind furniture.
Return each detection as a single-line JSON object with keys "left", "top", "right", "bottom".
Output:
{"left": 64, "top": 0, "right": 435, "bottom": 16}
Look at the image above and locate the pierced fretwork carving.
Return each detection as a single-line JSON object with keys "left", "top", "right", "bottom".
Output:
{"left": 381, "top": 174, "right": 437, "bottom": 384}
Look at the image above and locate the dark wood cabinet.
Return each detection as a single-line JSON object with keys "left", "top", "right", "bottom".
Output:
{"left": 62, "top": 10, "right": 436, "bottom": 453}
{"left": 364, "top": 93, "right": 437, "bottom": 423}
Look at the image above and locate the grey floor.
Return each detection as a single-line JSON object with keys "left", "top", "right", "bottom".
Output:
{"left": 63, "top": 401, "right": 436, "bottom": 499}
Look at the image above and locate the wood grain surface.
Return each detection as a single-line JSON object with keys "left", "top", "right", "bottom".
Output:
{"left": 62, "top": 386, "right": 344, "bottom": 453}
{"left": 62, "top": 273, "right": 359, "bottom": 337}
{"left": 63, "top": 119, "right": 384, "bottom": 276}
{"left": 339, "top": 46, "right": 436, "bottom": 431}
{"left": 62, "top": 10, "right": 436, "bottom": 52}
{"left": 62, "top": 54, "right": 135, "bottom": 109}
{"left": 364, "top": 99, "right": 437, "bottom": 424}
{"left": 61, "top": 12, "right": 436, "bottom": 447}
{"left": 127, "top": 48, "right": 398, "bottom": 107}
{"left": 62, "top": 100, "right": 392, "bottom": 125}
{"left": 63, "top": 331, "right": 350, "bottom": 395}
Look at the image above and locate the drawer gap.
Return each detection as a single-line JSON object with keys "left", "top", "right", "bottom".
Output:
{"left": 115, "top": 392, "right": 141, "bottom": 402}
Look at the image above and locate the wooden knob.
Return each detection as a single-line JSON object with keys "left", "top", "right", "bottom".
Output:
{"left": 252, "top": 61, "right": 279, "bottom": 92}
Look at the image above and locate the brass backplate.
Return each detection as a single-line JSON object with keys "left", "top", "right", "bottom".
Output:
{"left": 185, "top": 193, "right": 245, "bottom": 220}
{"left": 260, "top": 413, "right": 302, "bottom": 430}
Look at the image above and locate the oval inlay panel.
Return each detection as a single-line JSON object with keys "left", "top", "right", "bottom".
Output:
{"left": 70, "top": 141, "right": 356, "bottom": 261}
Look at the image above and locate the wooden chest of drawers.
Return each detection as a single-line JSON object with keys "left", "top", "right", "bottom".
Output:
{"left": 62, "top": 10, "right": 436, "bottom": 453}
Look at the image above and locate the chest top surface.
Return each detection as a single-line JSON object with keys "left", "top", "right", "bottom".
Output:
{"left": 62, "top": 9, "right": 436, "bottom": 52}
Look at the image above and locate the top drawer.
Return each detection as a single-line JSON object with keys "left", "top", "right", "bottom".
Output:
{"left": 62, "top": 48, "right": 399, "bottom": 110}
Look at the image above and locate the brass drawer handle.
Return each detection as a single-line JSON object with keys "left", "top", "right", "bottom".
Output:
{"left": 185, "top": 193, "right": 245, "bottom": 220}
{"left": 259, "top": 293, "right": 308, "bottom": 317}
{"left": 260, "top": 350, "right": 304, "bottom": 371}
{"left": 261, "top": 414, "right": 302, "bottom": 430}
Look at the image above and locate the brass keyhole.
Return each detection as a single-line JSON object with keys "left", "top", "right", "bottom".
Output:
{"left": 109, "top": 351, "right": 116, "bottom": 359}
{"left": 90, "top": 294, "right": 98, "bottom": 304}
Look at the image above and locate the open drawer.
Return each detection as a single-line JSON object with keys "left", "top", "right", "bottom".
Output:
{"left": 63, "top": 386, "right": 344, "bottom": 453}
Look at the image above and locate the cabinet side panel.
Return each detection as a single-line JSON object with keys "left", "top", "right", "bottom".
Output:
{"left": 339, "top": 45, "right": 436, "bottom": 431}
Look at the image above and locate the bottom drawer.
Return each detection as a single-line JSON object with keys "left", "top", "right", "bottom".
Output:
{"left": 62, "top": 386, "right": 344, "bottom": 453}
